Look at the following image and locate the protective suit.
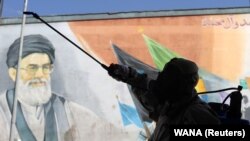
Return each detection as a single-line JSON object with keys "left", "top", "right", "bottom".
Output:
{"left": 108, "top": 57, "right": 220, "bottom": 141}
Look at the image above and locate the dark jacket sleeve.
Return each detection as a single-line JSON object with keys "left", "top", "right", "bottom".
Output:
{"left": 124, "top": 67, "right": 161, "bottom": 121}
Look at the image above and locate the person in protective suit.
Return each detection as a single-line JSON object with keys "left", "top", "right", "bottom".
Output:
{"left": 108, "top": 57, "right": 220, "bottom": 141}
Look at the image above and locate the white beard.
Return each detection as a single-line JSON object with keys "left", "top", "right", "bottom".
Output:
{"left": 17, "top": 78, "right": 52, "bottom": 106}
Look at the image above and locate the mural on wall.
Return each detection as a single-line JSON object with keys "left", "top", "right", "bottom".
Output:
{"left": 0, "top": 24, "right": 144, "bottom": 141}
{"left": 0, "top": 13, "right": 250, "bottom": 141}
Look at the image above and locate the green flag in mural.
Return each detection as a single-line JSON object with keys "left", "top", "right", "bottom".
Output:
{"left": 142, "top": 34, "right": 208, "bottom": 92}
{"left": 142, "top": 34, "right": 232, "bottom": 103}
{"left": 142, "top": 34, "right": 180, "bottom": 70}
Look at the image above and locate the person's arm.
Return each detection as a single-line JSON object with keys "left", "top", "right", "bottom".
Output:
{"left": 108, "top": 63, "right": 149, "bottom": 90}
{"left": 108, "top": 64, "right": 154, "bottom": 110}
{"left": 108, "top": 64, "right": 160, "bottom": 121}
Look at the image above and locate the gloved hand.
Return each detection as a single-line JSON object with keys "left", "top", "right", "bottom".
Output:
{"left": 108, "top": 63, "right": 131, "bottom": 82}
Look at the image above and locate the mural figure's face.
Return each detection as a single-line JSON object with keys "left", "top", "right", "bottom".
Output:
{"left": 9, "top": 53, "right": 53, "bottom": 87}
{"left": 8, "top": 53, "right": 54, "bottom": 106}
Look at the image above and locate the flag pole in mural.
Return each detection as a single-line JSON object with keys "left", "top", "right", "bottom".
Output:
{"left": 9, "top": 0, "right": 29, "bottom": 141}
{"left": 23, "top": 11, "right": 109, "bottom": 71}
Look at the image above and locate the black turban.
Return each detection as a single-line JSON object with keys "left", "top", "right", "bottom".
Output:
{"left": 6, "top": 34, "right": 55, "bottom": 68}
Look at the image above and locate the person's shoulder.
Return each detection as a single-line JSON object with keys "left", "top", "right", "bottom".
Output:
{"left": 184, "top": 99, "right": 221, "bottom": 124}
{"left": 187, "top": 96, "right": 215, "bottom": 114}
{"left": 0, "top": 90, "right": 7, "bottom": 97}
{"left": 51, "top": 91, "right": 65, "bottom": 98}
{"left": 0, "top": 90, "right": 11, "bottom": 122}
{"left": 67, "top": 101, "right": 99, "bottom": 118}
{"left": 0, "top": 90, "right": 8, "bottom": 106}
{"left": 51, "top": 91, "right": 70, "bottom": 102}
{"left": 51, "top": 92, "right": 101, "bottom": 123}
